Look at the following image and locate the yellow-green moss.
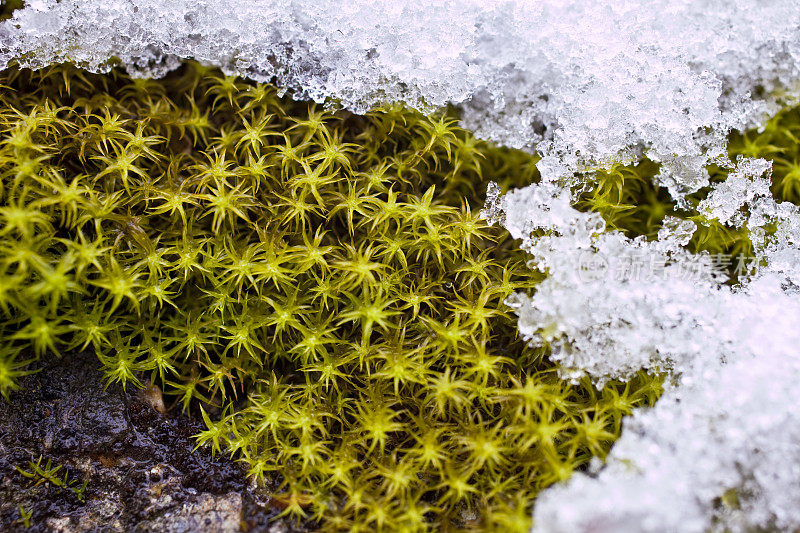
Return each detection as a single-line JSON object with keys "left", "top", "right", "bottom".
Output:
{"left": 0, "top": 0, "right": 24, "bottom": 21}
{"left": 0, "top": 62, "right": 668, "bottom": 531}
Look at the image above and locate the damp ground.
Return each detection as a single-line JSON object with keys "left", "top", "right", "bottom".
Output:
{"left": 0, "top": 351, "right": 315, "bottom": 532}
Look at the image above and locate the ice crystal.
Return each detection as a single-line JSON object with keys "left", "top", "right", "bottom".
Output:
{"left": 697, "top": 157, "right": 772, "bottom": 227}
{"left": 3, "top": 1, "right": 800, "bottom": 198}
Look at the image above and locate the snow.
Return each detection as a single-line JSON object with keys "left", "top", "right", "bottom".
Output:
{"left": 3, "top": 1, "right": 800, "bottom": 199}
{"left": 485, "top": 157, "right": 800, "bottom": 530}
{"left": 529, "top": 272, "right": 800, "bottom": 532}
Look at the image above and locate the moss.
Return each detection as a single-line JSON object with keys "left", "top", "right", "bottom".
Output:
{"left": 0, "top": 62, "right": 667, "bottom": 531}
{"left": 15, "top": 455, "right": 89, "bottom": 502}
{"left": 0, "top": 0, "right": 24, "bottom": 21}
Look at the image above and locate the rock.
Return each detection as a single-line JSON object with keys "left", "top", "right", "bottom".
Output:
{"left": 0, "top": 352, "right": 314, "bottom": 532}
{"left": 135, "top": 492, "right": 242, "bottom": 533}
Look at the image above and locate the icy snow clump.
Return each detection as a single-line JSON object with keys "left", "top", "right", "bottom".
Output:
{"left": 482, "top": 158, "right": 800, "bottom": 531}
{"left": 3, "top": 1, "right": 800, "bottom": 199}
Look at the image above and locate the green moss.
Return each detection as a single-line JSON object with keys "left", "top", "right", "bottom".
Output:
{"left": 15, "top": 455, "right": 89, "bottom": 503}
{"left": 0, "top": 0, "right": 24, "bottom": 21}
{"left": 0, "top": 62, "right": 665, "bottom": 531}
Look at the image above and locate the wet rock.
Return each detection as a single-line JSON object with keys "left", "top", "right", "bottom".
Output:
{"left": 135, "top": 492, "right": 242, "bottom": 533}
{"left": 0, "top": 351, "right": 315, "bottom": 532}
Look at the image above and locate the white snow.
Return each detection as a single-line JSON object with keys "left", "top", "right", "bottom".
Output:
{"left": 485, "top": 156, "right": 800, "bottom": 530}
{"left": 3, "top": 1, "right": 800, "bottom": 198}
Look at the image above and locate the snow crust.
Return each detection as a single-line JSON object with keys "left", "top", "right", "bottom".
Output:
{"left": 484, "top": 157, "right": 800, "bottom": 531}
{"left": 3, "top": 1, "right": 800, "bottom": 531}
{"left": 3, "top": 1, "right": 800, "bottom": 199}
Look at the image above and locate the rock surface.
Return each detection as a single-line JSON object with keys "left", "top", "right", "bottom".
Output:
{"left": 0, "top": 352, "right": 312, "bottom": 532}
